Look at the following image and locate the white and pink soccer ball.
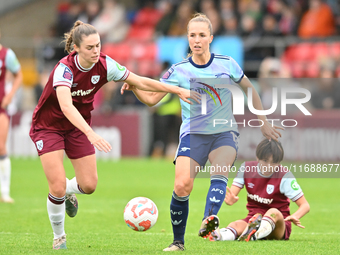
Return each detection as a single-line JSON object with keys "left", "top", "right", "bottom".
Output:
{"left": 124, "top": 197, "right": 158, "bottom": 231}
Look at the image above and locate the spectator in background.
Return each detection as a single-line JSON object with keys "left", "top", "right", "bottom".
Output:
{"left": 155, "top": 1, "right": 176, "bottom": 36}
{"left": 240, "top": 14, "right": 262, "bottom": 61}
{"left": 78, "top": 0, "right": 101, "bottom": 25}
{"left": 222, "top": 15, "right": 239, "bottom": 35}
{"left": 168, "top": 1, "right": 194, "bottom": 36}
{"left": 199, "top": 0, "right": 216, "bottom": 14}
{"left": 262, "top": 14, "right": 281, "bottom": 36}
{"left": 311, "top": 61, "right": 340, "bottom": 109}
{"left": 279, "top": 1, "right": 298, "bottom": 35}
{"left": 238, "top": 0, "right": 263, "bottom": 24}
{"left": 298, "top": 0, "right": 335, "bottom": 38}
{"left": 205, "top": 9, "right": 224, "bottom": 35}
{"left": 150, "top": 92, "right": 181, "bottom": 159}
{"left": 56, "top": 0, "right": 84, "bottom": 37}
{"left": 92, "top": 0, "right": 129, "bottom": 43}
{"left": 220, "top": 0, "right": 235, "bottom": 21}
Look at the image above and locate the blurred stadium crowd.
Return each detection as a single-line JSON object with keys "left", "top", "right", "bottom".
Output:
{"left": 32, "top": 0, "right": 340, "bottom": 113}
{"left": 1, "top": 0, "right": 340, "bottom": 158}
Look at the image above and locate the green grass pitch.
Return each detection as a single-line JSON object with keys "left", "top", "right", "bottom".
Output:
{"left": 1, "top": 157, "right": 339, "bottom": 254}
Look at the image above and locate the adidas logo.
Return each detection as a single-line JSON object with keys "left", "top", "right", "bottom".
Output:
{"left": 171, "top": 220, "right": 182, "bottom": 225}
{"left": 209, "top": 196, "right": 220, "bottom": 203}
{"left": 179, "top": 147, "right": 190, "bottom": 152}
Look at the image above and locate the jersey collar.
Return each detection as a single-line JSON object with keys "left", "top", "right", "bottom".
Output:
{"left": 75, "top": 54, "right": 95, "bottom": 72}
{"left": 257, "top": 163, "right": 275, "bottom": 178}
{"left": 189, "top": 53, "right": 214, "bottom": 68}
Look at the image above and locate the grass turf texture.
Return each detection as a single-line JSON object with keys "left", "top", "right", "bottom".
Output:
{"left": 0, "top": 158, "right": 339, "bottom": 254}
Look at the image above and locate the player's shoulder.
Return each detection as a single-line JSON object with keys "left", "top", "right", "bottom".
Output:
{"left": 173, "top": 59, "right": 190, "bottom": 69}
{"left": 59, "top": 52, "right": 75, "bottom": 68}
{"left": 214, "top": 54, "right": 231, "bottom": 61}
{"left": 1, "top": 45, "right": 9, "bottom": 53}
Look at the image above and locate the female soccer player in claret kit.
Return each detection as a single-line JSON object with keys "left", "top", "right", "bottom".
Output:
{"left": 208, "top": 139, "right": 310, "bottom": 242}
{"left": 0, "top": 29, "right": 22, "bottom": 203}
{"left": 121, "top": 13, "right": 283, "bottom": 251}
{"left": 29, "top": 20, "right": 199, "bottom": 250}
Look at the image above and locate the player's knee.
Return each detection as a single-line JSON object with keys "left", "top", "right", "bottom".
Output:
{"left": 267, "top": 208, "right": 283, "bottom": 220}
{"left": 50, "top": 186, "right": 66, "bottom": 198}
{"left": 81, "top": 182, "right": 97, "bottom": 194}
{"left": 0, "top": 144, "right": 7, "bottom": 155}
{"left": 174, "top": 181, "right": 192, "bottom": 196}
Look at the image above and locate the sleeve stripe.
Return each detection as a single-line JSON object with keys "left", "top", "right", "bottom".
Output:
{"left": 291, "top": 192, "right": 304, "bottom": 202}
{"left": 120, "top": 70, "right": 130, "bottom": 81}
{"left": 232, "top": 182, "right": 244, "bottom": 188}
{"left": 235, "top": 72, "right": 245, "bottom": 83}
{"left": 53, "top": 82, "right": 72, "bottom": 88}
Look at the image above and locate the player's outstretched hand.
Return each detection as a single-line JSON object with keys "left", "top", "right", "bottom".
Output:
{"left": 86, "top": 130, "right": 112, "bottom": 153}
{"left": 285, "top": 215, "right": 305, "bottom": 228}
{"left": 260, "top": 120, "right": 284, "bottom": 142}
{"left": 224, "top": 186, "right": 239, "bottom": 206}
{"left": 177, "top": 87, "right": 201, "bottom": 105}
{"left": 121, "top": 83, "right": 135, "bottom": 95}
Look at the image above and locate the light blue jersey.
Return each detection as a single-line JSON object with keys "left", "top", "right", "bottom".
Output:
{"left": 160, "top": 53, "right": 244, "bottom": 138}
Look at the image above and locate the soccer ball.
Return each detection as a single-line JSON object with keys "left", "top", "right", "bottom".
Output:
{"left": 124, "top": 197, "right": 158, "bottom": 231}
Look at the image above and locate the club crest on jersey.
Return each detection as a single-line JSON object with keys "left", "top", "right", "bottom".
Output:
{"left": 63, "top": 67, "right": 73, "bottom": 80}
{"left": 91, "top": 75, "right": 100, "bottom": 84}
{"left": 266, "top": 184, "right": 274, "bottom": 194}
{"left": 36, "top": 140, "right": 43, "bottom": 151}
{"left": 162, "top": 67, "right": 174, "bottom": 79}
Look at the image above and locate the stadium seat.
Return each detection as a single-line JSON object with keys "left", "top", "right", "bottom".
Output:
{"left": 313, "top": 43, "right": 329, "bottom": 59}
{"left": 305, "top": 61, "right": 320, "bottom": 78}
{"left": 102, "top": 43, "right": 131, "bottom": 62}
{"left": 132, "top": 7, "right": 163, "bottom": 27}
{"left": 294, "top": 43, "right": 314, "bottom": 62}
{"left": 126, "top": 26, "right": 155, "bottom": 41}
{"left": 290, "top": 61, "right": 305, "bottom": 78}
{"left": 329, "top": 42, "right": 340, "bottom": 58}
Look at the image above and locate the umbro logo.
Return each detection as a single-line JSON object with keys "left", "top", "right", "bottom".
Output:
{"left": 248, "top": 183, "right": 255, "bottom": 188}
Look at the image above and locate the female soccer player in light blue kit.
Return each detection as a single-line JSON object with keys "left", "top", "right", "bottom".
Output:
{"left": 121, "top": 13, "right": 283, "bottom": 251}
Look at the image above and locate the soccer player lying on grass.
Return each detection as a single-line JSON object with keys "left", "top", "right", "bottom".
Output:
{"left": 208, "top": 139, "right": 310, "bottom": 242}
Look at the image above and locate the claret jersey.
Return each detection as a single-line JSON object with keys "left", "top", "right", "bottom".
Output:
{"left": 0, "top": 46, "right": 21, "bottom": 104}
{"left": 32, "top": 51, "right": 129, "bottom": 130}
{"left": 232, "top": 161, "right": 304, "bottom": 218}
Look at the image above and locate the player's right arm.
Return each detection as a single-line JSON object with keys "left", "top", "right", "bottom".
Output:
{"left": 53, "top": 63, "right": 111, "bottom": 152}
{"left": 56, "top": 86, "right": 111, "bottom": 153}
{"left": 224, "top": 186, "right": 241, "bottom": 205}
{"left": 225, "top": 162, "right": 245, "bottom": 205}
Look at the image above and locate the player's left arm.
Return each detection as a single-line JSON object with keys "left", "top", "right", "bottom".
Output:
{"left": 1, "top": 49, "right": 22, "bottom": 109}
{"left": 124, "top": 72, "right": 200, "bottom": 105}
{"left": 120, "top": 83, "right": 167, "bottom": 107}
{"left": 285, "top": 195, "right": 310, "bottom": 228}
{"left": 238, "top": 75, "right": 283, "bottom": 141}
